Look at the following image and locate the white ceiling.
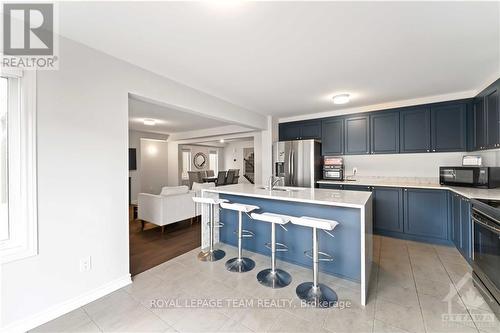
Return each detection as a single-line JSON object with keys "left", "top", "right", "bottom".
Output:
{"left": 60, "top": 2, "right": 499, "bottom": 117}
{"left": 128, "top": 96, "right": 230, "bottom": 134}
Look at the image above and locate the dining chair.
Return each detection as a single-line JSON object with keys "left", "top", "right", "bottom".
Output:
{"left": 226, "top": 170, "right": 236, "bottom": 184}
{"left": 216, "top": 171, "right": 227, "bottom": 186}
{"left": 188, "top": 171, "right": 202, "bottom": 189}
{"left": 206, "top": 170, "right": 215, "bottom": 177}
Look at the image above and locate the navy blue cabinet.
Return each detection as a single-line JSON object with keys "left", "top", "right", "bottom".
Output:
{"left": 370, "top": 112, "right": 399, "bottom": 154}
{"left": 321, "top": 118, "right": 344, "bottom": 155}
{"left": 318, "top": 183, "right": 343, "bottom": 190}
{"left": 400, "top": 107, "right": 431, "bottom": 153}
{"left": 485, "top": 87, "right": 499, "bottom": 149}
{"left": 473, "top": 97, "right": 487, "bottom": 150}
{"left": 403, "top": 188, "right": 448, "bottom": 240}
{"left": 373, "top": 187, "right": 404, "bottom": 233}
{"left": 279, "top": 121, "right": 321, "bottom": 141}
{"left": 451, "top": 193, "right": 472, "bottom": 260}
{"left": 431, "top": 103, "right": 467, "bottom": 152}
{"left": 345, "top": 115, "right": 369, "bottom": 155}
{"left": 343, "top": 184, "right": 372, "bottom": 191}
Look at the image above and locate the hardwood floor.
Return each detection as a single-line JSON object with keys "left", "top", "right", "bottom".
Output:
{"left": 129, "top": 207, "right": 201, "bottom": 276}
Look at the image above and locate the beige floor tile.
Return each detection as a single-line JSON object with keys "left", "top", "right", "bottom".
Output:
{"left": 373, "top": 319, "right": 413, "bottom": 333}
{"left": 30, "top": 308, "right": 101, "bottom": 333}
{"left": 469, "top": 308, "right": 500, "bottom": 333}
{"left": 415, "top": 276, "right": 456, "bottom": 300}
{"left": 169, "top": 309, "right": 229, "bottom": 333}
{"left": 268, "top": 309, "right": 333, "bottom": 333}
{"left": 457, "top": 280, "right": 499, "bottom": 314}
{"left": 377, "top": 279, "right": 419, "bottom": 307}
{"left": 323, "top": 304, "right": 374, "bottom": 333}
{"left": 229, "top": 307, "right": 282, "bottom": 332}
{"left": 374, "top": 298, "right": 425, "bottom": 333}
{"left": 419, "top": 293, "right": 478, "bottom": 333}
{"left": 217, "top": 318, "right": 254, "bottom": 332}
{"left": 412, "top": 261, "right": 452, "bottom": 284}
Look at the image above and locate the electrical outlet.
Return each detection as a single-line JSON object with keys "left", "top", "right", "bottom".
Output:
{"left": 80, "top": 256, "right": 92, "bottom": 272}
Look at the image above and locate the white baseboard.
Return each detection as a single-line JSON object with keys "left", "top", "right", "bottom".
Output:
{"left": 1, "top": 274, "right": 132, "bottom": 333}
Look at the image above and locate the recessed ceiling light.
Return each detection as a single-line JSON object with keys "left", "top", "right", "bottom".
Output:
{"left": 143, "top": 119, "right": 156, "bottom": 126}
{"left": 332, "top": 94, "right": 350, "bottom": 105}
{"left": 219, "top": 139, "right": 225, "bottom": 143}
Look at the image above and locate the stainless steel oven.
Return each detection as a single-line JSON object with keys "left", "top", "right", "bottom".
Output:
{"left": 471, "top": 199, "right": 500, "bottom": 314}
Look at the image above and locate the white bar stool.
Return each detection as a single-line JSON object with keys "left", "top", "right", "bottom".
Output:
{"left": 220, "top": 202, "right": 260, "bottom": 272}
{"left": 250, "top": 212, "right": 292, "bottom": 288}
{"left": 192, "top": 197, "right": 228, "bottom": 262}
{"left": 290, "top": 216, "right": 339, "bottom": 308}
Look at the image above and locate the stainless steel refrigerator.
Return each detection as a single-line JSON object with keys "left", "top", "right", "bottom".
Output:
{"left": 273, "top": 140, "right": 321, "bottom": 188}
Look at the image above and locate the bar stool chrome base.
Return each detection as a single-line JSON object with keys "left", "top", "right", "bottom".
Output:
{"left": 296, "top": 282, "right": 338, "bottom": 308}
{"left": 197, "top": 249, "right": 225, "bottom": 262}
{"left": 225, "top": 257, "right": 255, "bottom": 272}
{"left": 257, "top": 268, "right": 292, "bottom": 288}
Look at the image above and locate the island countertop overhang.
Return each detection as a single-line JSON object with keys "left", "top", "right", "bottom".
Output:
{"left": 202, "top": 183, "right": 372, "bottom": 209}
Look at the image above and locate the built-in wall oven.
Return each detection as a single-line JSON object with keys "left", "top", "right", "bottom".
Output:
{"left": 471, "top": 199, "right": 500, "bottom": 315}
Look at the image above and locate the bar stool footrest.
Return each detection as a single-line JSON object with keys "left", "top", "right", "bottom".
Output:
{"left": 264, "top": 242, "right": 289, "bottom": 252}
{"left": 304, "top": 250, "right": 334, "bottom": 262}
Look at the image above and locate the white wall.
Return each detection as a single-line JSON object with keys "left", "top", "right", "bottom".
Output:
{"left": 223, "top": 140, "right": 254, "bottom": 183}
{"left": 128, "top": 130, "right": 168, "bottom": 203}
{"left": 0, "top": 36, "right": 267, "bottom": 331}
{"left": 342, "top": 149, "right": 500, "bottom": 179}
{"left": 139, "top": 138, "right": 169, "bottom": 195}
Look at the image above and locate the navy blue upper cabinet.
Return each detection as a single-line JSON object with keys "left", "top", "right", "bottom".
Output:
{"left": 473, "top": 97, "right": 487, "bottom": 150}
{"left": 370, "top": 112, "right": 399, "bottom": 154}
{"left": 373, "top": 187, "right": 404, "bottom": 233}
{"left": 485, "top": 87, "right": 499, "bottom": 149}
{"left": 403, "top": 188, "right": 449, "bottom": 240}
{"left": 321, "top": 118, "right": 344, "bottom": 155}
{"left": 344, "top": 115, "right": 369, "bottom": 155}
{"left": 431, "top": 103, "right": 467, "bottom": 152}
{"left": 400, "top": 107, "right": 431, "bottom": 153}
{"left": 279, "top": 121, "right": 321, "bottom": 141}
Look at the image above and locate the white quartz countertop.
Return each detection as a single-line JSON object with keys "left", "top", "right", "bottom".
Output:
{"left": 317, "top": 178, "right": 500, "bottom": 200}
{"left": 202, "top": 183, "right": 371, "bottom": 209}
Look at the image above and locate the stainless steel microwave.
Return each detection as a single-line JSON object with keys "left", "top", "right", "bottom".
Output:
{"left": 439, "top": 166, "right": 500, "bottom": 189}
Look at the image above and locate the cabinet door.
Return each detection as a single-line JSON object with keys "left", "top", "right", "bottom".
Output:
{"left": 373, "top": 187, "right": 403, "bottom": 233}
{"left": 318, "top": 183, "right": 343, "bottom": 190}
{"left": 279, "top": 123, "right": 301, "bottom": 141}
{"left": 400, "top": 107, "right": 431, "bottom": 153}
{"left": 345, "top": 115, "right": 369, "bottom": 155}
{"left": 370, "top": 112, "right": 400, "bottom": 154}
{"left": 301, "top": 121, "right": 321, "bottom": 139}
{"left": 403, "top": 188, "right": 448, "bottom": 240}
{"left": 343, "top": 185, "right": 372, "bottom": 192}
{"left": 486, "top": 88, "right": 499, "bottom": 149}
{"left": 451, "top": 193, "right": 462, "bottom": 248}
{"left": 431, "top": 103, "right": 467, "bottom": 152}
{"left": 321, "top": 118, "right": 344, "bottom": 155}
{"left": 474, "top": 98, "right": 487, "bottom": 150}
{"left": 460, "top": 197, "right": 471, "bottom": 260}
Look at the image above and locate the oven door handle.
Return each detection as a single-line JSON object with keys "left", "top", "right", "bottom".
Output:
{"left": 472, "top": 216, "right": 500, "bottom": 235}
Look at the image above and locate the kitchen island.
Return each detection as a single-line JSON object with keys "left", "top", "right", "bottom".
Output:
{"left": 200, "top": 183, "right": 373, "bottom": 305}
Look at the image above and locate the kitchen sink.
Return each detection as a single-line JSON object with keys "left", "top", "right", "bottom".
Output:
{"left": 257, "top": 186, "right": 304, "bottom": 192}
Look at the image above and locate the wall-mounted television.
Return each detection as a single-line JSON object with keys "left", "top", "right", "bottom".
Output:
{"left": 129, "top": 148, "right": 137, "bottom": 170}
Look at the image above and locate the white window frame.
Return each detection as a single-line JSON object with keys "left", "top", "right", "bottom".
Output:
{"left": 181, "top": 149, "right": 192, "bottom": 180}
{"left": 209, "top": 150, "right": 218, "bottom": 174}
{"left": 0, "top": 69, "right": 38, "bottom": 263}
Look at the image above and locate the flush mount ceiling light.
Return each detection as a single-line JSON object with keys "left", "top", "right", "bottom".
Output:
{"left": 219, "top": 139, "right": 225, "bottom": 143}
{"left": 332, "top": 94, "right": 350, "bottom": 105}
{"left": 143, "top": 119, "right": 156, "bottom": 126}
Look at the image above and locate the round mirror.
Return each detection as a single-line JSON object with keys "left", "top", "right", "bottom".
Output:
{"left": 193, "top": 152, "right": 207, "bottom": 169}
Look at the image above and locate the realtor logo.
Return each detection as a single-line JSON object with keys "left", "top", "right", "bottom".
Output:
{"left": 2, "top": 3, "right": 58, "bottom": 69}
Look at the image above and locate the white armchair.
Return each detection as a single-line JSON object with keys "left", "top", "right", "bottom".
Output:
{"left": 138, "top": 186, "right": 196, "bottom": 232}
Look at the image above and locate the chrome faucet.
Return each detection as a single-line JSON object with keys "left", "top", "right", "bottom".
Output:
{"left": 268, "top": 176, "right": 281, "bottom": 190}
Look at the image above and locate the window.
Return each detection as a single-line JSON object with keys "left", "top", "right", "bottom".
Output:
{"left": 209, "top": 151, "right": 218, "bottom": 173}
{"left": 181, "top": 150, "right": 191, "bottom": 180}
{"left": 0, "top": 70, "right": 37, "bottom": 263}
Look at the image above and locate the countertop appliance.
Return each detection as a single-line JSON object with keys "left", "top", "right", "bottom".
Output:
{"left": 323, "top": 156, "right": 344, "bottom": 181}
{"left": 471, "top": 198, "right": 500, "bottom": 315}
{"left": 439, "top": 166, "right": 500, "bottom": 188}
{"left": 273, "top": 140, "right": 321, "bottom": 188}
